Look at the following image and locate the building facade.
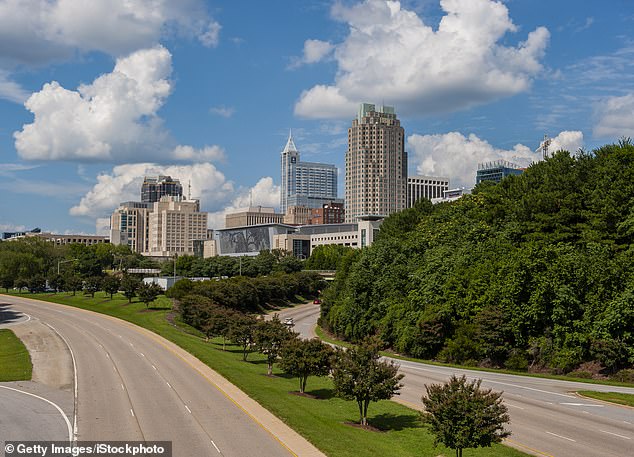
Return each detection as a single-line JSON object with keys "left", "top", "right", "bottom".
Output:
{"left": 280, "top": 132, "right": 338, "bottom": 214}
{"left": 407, "top": 176, "right": 450, "bottom": 207}
{"left": 476, "top": 161, "right": 524, "bottom": 185}
{"left": 345, "top": 103, "right": 407, "bottom": 222}
{"left": 110, "top": 201, "right": 151, "bottom": 253}
{"left": 225, "top": 207, "right": 285, "bottom": 228}
{"left": 146, "top": 196, "right": 208, "bottom": 257}
{"left": 141, "top": 175, "right": 183, "bottom": 203}
{"left": 308, "top": 202, "right": 345, "bottom": 225}
{"left": 283, "top": 205, "right": 312, "bottom": 225}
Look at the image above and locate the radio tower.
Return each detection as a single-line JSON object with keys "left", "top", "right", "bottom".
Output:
{"left": 536, "top": 134, "right": 552, "bottom": 160}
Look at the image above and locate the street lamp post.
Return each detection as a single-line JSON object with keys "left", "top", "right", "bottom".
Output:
{"left": 57, "top": 258, "right": 78, "bottom": 275}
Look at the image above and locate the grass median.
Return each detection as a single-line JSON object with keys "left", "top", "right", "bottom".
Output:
{"left": 4, "top": 291, "right": 527, "bottom": 457}
{"left": 577, "top": 391, "right": 634, "bottom": 408}
{"left": 0, "top": 328, "right": 32, "bottom": 381}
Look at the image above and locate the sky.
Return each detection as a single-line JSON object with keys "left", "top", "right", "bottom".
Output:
{"left": 1, "top": 0, "right": 633, "bottom": 235}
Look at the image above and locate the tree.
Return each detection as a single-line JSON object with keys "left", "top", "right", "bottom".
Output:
{"left": 48, "top": 273, "right": 64, "bottom": 293}
{"left": 332, "top": 337, "right": 404, "bottom": 426}
{"left": 279, "top": 337, "right": 334, "bottom": 393}
{"left": 253, "top": 315, "right": 295, "bottom": 375}
{"left": 121, "top": 274, "right": 141, "bottom": 303}
{"left": 102, "top": 275, "right": 121, "bottom": 300}
{"left": 421, "top": 375, "right": 511, "bottom": 457}
{"left": 201, "top": 306, "right": 236, "bottom": 350}
{"left": 83, "top": 276, "right": 102, "bottom": 297}
{"left": 13, "top": 277, "right": 28, "bottom": 292}
{"left": 27, "top": 274, "right": 46, "bottom": 293}
{"left": 228, "top": 313, "right": 257, "bottom": 361}
{"left": 64, "top": 274, "right": 83, "bottom": 296}
{"left": 137, "top": 282, "right": 162, "bottom": 308}
{"left": 0, "top": 271, "right": 14, "bottom": 292}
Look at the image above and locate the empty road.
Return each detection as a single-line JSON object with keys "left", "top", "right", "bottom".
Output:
{"left": 277, "top": 303, "right": 634, "bottom": 457}
{"left": 1, "top": 295, "right": 324, "bottom": 457}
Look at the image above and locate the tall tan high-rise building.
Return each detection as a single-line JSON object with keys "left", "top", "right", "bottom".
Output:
{"left": 345, "top": 103, "right": 407, "bottom": 222}
{"left": 147, "top": 196, "right": 208, "bottom": 257}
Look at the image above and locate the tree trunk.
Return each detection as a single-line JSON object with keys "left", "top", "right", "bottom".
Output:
{"left": 301, "top": 376, "right": 307, "bottom": 393}
{"left": 222, "top": 336, "right": 226, "bottom": 351}
{"left": 363, "top": 399, "right": 370, "bottom": 426}
{"left": 267, "top": 362, "right": 273, "bottom": 376}
{"left": 358, "top": 401, "right": 365, "bottom": 425}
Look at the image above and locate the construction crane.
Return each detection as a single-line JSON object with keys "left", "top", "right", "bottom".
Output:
{"left": 536, "top": 134, "right": 552, "bottom": 160}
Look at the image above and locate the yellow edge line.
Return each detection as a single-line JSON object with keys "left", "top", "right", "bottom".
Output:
{"left": 7, "top": 295, "right": 300, "bottom": 457}
{"left": 504, "top": 438, "right": 555, "bottom": 457}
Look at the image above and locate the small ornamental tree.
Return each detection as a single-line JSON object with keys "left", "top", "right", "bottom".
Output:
{"left": 228, "top": 313, "right": 257, "bottom": 361}
{"left": 421, "top": 375, "right": 511, "bottom": 457}
{"left": 27, "top": 274, "right": 46, "bottom": 293}
{"left": 332, "top": 337, "right": 404, "bottom": 426}
{"left": 83, "top": 276, "right": 102, "bottom": 298}
{"left": 121, "top": 274, "right": 141, "bottom": 303}
{"left": 102, "top": 275, "right": 121, "bottom": 300}
{"left": 0, "top": 273, "right": 13, "bottom": 292}
{"left": 202, "top": 306, "right": 237, "bottom": 350}
{"left": 253, "top": 315, "right": 296, "bottom": 375}
{"left": 14, "top": 278, "right": 28, "bottom": 293}
{"left": 64, "top": 274, "right": 82, "bottom": 296}
{"left": 48, "top": 273, "right": 64, "bottom": 293}
{"left": 279, "top": 337, "right": 334, "bottom": 393}
{"left": 137, "top": 282, "right": 162, "bottom": 308}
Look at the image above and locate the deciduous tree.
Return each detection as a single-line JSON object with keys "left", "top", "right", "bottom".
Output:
{"left": 253, "top": 315, "right": 295, "bottom": 375}
{"left": 421, "top": 375, "right": 510, "bottom": 457}
{"left": 279, "top": 337, "right": 334, "bottom": 393}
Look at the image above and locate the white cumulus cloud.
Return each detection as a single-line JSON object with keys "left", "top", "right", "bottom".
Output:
{"left": 290, "top": 39, "right": 335, "bottom": 68}
{"left": 295, "top": 0, "right": 549, "bottom": 119}
{"left": 408, "top": 130, "right": 583, "bottom": 188}
{"left": 70, "top": 163, "right": 234, "bottom": 219}
{"left": 0, "top": 0, "right": 220, "bottom": 66}
{"left": 14, "top": 46, "right": 222, "bottom": 163}
{"left": 207, "top": 177, "right": 281, "bottom": 229}
{"left": 0, "top": 70, "right": 29, "bottom": 103}
{"left": 594, "top": 93, "right": 634, "bottom": 138}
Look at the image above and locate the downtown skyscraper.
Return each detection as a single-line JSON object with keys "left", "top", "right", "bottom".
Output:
{"left": 280, "top": 131, "right": 339, "bottom": 214}
{"left": 345, "top": 103, "right": 407, "bottom": 222}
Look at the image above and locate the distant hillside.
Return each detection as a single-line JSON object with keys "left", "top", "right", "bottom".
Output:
{"left": 321, "top": 141, "right": 634, "bottom": 377}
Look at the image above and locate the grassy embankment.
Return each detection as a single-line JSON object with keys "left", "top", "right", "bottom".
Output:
{"left": 0, "top": 328, "right": 32, "bottom": 381}
{"left": 4, "top": 291, "right": 527, "bottom": 457}
{"left": 577, "top": 391, "right": 634, "bottom": 408}
{"left": 315, "top": 326, "right": 634, "bottom": 388}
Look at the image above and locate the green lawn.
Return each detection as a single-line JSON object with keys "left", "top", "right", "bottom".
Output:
{"left": 0, "top": 328, "right": 32, "bottom": 381}
{"left": 4, "top": 291, "right": 526, "bottom": 457}
{"left": 577, "top": 391, "right": 634, "bottom": 407}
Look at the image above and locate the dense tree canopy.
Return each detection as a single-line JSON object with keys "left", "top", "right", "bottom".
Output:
{"left": 323, "top": 142, "right": 634, "bottom": 376}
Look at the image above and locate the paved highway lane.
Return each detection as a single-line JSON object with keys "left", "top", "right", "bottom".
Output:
{"left": 277, "top": 303, "right": 634, "bottom": 457}
{"left": 1, "top": 295, "right": 325, "bottom": 457}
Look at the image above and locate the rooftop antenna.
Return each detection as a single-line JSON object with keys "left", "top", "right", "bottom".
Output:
{"left": 188, "top": 180, "right": 191, "bottom": 200}
{"left": 535, "top": 134, "right": 552, "bottom": 160}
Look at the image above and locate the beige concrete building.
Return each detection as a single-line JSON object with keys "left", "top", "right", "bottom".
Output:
{"left": 345, "top": 103, "right": 407, "bottom": 222}
{"left": 407, "top": 175, "right": 449, "bottom": 207}
{"left": 283, "top": 205, "right": 311, "bottom": 225}
{"left": 225, "top": 207, "right": 284, "bottom": 228}
{"left": 146, "top": 196, "right": 208, "bottom": 257}
{"left": 9, "top": 232, "right": 109, "bottom": 246}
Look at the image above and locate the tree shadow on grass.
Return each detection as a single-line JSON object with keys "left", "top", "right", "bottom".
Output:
{"left": 368, "top": 413, "right": 423, "bottom": 432}
{"left": 305, "top": 388, "right": 335, "bottom": 400}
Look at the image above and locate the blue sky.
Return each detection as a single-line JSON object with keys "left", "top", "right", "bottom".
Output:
{"left": 1, "top": 0, "right": 633, "bottom": 235}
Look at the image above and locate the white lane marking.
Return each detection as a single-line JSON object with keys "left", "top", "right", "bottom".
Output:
{"left": 625, "top": 421, "right": 632, "bottom": 425}
{"left": 121, "top": 384, "right": 125, "bottom": 391}
{"left": 560, "top": 402, "right": 604, "bottom": 407}
{"left": 152, "top": 365, "right": 157, "bottom": 371}
{"left": 139, "top": 352, "right": 145, "bottom": 357}
{"left": 507, "top": 403, "right": 525, "bottom": 410}
{"left": 211, "top": 440, "right": 221, "bottom": 453}
{"left": 399, "top": 363, "right": 576, "bottom": 399}
{"left": 129, "top": 342, "right": 134, "bottom": 347}
{"left": 130, "top": 409, "right": 135, "bottom": 417}
{"left": 546, "top": 431, "right": 576, "bottom": 442}
{"left": 600, "top": 430, "right": 631, "bottom": 440}
{"left": 43, "top": 322, "right": 78, "bottom": 443}
{"left": 105, "top": 353, "right": 110, "bottom": 359}
{"left": 185, "top": 405, "right": 192, "bottom": 414}
{"left": 0, "top": 385, "right": 73, "bottom": 443}
{"left": 166, "top": 382, "right": 172, "bottom": 389}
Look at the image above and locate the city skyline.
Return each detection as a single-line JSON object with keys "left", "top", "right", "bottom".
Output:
{"left": 1, "top": 0, "right": 633, "bottom": 234}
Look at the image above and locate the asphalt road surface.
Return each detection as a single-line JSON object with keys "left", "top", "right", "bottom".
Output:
{"left": 276, "top": 303, "right": 634, "bottom": 457}
{"left": 1, "top": 295, "right": 324, "bottom": 457}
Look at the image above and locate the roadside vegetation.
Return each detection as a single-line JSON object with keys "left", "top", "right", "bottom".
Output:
{"left": 321, "top": 141, "right": 634, "bottom": 381}
{"left": 3, "top": 290, "right": 526, "bottom": 457}
{"left": 0, "top": 329, "right": 32, "bottom": 381}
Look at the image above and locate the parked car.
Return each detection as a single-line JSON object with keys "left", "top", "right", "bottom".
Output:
{"left": 284, "top": 317, "right": 294, "bottom": 326}
{"left": 313, "top": 299, "right": 321, "bottom": 304}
